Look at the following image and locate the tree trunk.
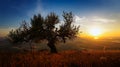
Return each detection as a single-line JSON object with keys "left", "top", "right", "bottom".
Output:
{"left": 47, "top": 40, "right": 57, "bottom": 53}
{"left": 29, "top": 40, "right": 33, "bottom": 53}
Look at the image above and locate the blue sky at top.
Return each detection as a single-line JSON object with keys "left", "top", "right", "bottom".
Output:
{"left": 0, "top": 0, "right": 120, "bottom": 36}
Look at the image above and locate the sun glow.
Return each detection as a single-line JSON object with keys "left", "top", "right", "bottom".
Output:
{"left": 88, "top": 27, "right": 103, "bottom": 39}
{"left": 94, "top": 37, "right": 99, "bottom": 39}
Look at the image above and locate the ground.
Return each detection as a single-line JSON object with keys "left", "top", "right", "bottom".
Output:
{"left": 0, "top": 37, "right": 120, "bottom": 67}
{"left": 0, "top": 50, "right": 120, "bottom": 67}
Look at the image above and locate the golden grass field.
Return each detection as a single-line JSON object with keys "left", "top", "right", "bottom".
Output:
{"left": 0, "top": 50, "right": 120, "bottom": 67}
{"left": 0, "top": 37, "right": 120, "bottom": 67}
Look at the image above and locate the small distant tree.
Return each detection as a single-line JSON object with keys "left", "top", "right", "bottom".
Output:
{"left": 8, "top": 12, "right": 80, "bottom": 53}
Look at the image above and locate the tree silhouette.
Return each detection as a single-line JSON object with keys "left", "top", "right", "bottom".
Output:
{"left": 8, "top": 21, "right": 30, "bottom": 43}
{"left": 8, "top": 12, "right": 80, "bottom": 53}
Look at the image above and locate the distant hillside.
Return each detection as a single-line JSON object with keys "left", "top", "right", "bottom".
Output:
{"left": 0, "top": 37, "right": 120, "bottom": 52}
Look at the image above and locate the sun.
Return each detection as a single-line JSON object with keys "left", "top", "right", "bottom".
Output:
{"left": 88, "top": 27, "right": 102, "bottom": 39}
{"left": 89, "top": 28, "right": 101, "bottom": 36}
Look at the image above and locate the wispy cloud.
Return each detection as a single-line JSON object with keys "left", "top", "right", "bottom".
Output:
{"left": 27, "top": 0, "right": 46, "bottom": 17}
{"left": 73, "top": 15, "right": 117, "bottom": 32}
{"left": 74, "top": 15, "right": 116, "bottom": 25}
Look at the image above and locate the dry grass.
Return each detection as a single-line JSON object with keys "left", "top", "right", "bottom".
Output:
{"left": 0, "top": 50, "right": 120, "bottom": 67}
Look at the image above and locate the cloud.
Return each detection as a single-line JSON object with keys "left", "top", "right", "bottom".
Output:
{"left": 91, "top": 16, "right": 116, "bottom": 23}
{"left": 73, "top": 15, "right": 117, "bottom": 32}
{"left": 74, "top": 15, "right": 116, "bottom": 25}
{"left": 27, "top": 0, "right": 46, "bottom": 17}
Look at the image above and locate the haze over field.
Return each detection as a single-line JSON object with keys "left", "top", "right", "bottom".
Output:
{"left": 0, "top": 37, "right": 120, "bottom": 52}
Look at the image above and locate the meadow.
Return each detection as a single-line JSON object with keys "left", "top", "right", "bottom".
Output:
{"left": 0, "top": 37, "right": 120, "bottom": 67}
{"left": 0, "top": 50, "right": 120, "bottom": 67}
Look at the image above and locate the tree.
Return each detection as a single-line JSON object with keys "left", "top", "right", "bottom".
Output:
{"left": 8, "top": 12, "right": 80, "bottom": 53}
{"left": 8, "top": 21, "right": 30, "bottom": 43}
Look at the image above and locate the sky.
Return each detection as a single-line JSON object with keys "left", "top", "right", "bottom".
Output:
{"left": 0, "top": 0, "right": 120, "bottom": 38}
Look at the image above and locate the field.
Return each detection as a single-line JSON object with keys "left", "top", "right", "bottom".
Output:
{"left": 0, "top": 37, "right": 120, "bottom": 67}
{"left": 0, "top": 50, "right": 120, "bottom": 67}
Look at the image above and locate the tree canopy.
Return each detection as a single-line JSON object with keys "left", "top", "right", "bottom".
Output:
{"left": 8, "top": 12, "right": 80, "bottom": 53}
